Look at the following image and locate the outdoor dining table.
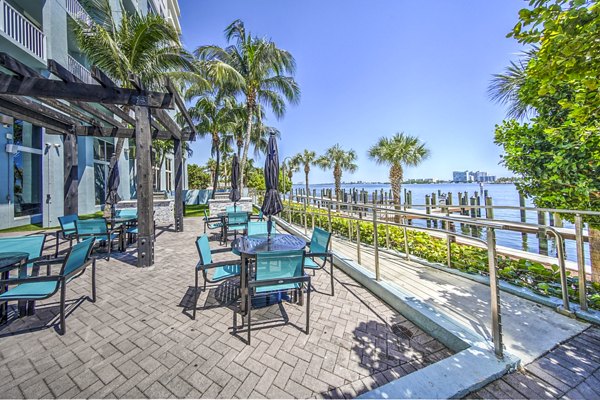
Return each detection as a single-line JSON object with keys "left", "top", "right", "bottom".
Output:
{"left": 109, "top": 217, "right": 137, "bottom": 251}
{"left": 231, "top": 233, "right": 307, "bottom": 312}
{"left": 0, "top": 252, "right": 30, "bottom": 323}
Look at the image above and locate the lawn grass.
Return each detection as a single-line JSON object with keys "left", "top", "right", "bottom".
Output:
{"left": 0, "top": 211, "right": 105, "bottom": 233}
{"left": 184, "top": 204, "right": 208, "bottom": 217}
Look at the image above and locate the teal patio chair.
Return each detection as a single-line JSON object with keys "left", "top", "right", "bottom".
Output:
{"left": 247, "top": 221, "right": 277, "bottom": 236}
{"left": 304, "top": 227, "right": 335, "bottom": 295}
{"left": 193, "top": 235, "right": 241, "bottom": 320}
{"left": 56, "top": 215, "right": 78, "bottom": 257}
{"left": 0, "top": 238, "right": 96, "bottom": 335}
{"left": 251, "top": 210, "right": 264, "bottom": 221}
{"left": 116, "top": 209, "right": 137, "bottom": 219}
{"left": 75, "top": 218, "right": 121, "bottom": 260}
{"left": 0, "top": 235, "right": 48, "bottom": 317}
{"left": 202, "top": 209, "right": 223, "bottom": 235}
{"left": 226, "top": 206, "right": 241, "bottom": 212}
{"left": 234, "top": 249, "right": 310, "bottom": 345}
{"left": 224, "top": 211, "right": 249, "bottom": 244}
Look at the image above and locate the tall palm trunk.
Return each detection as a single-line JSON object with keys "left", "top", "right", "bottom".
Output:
{"left": 211, "top": 134, "right": 220, "bottom": 199}
{"left": 590, "top": 226, "right": 600, "bottom": 283}
{"left": 334, "top": 165, "right": 341, "bottom": 201}
{"left": 240, "top": 96, "right": 255, "bottom": 188}
{"left": 390, "top": 163, "right": 403, "bottom": 223}
{"left": 304, "top": 165, "right": 310, "bottom": 203}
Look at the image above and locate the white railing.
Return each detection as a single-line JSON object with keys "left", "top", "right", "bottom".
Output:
{"left": 67, "top": 54, "right": 94, "bottom": 84}
{"left": 65, "top": 0, "right": 93, "bottom": 26}
{"left": 0, "top": 0, "right": 46, "bottom": 60}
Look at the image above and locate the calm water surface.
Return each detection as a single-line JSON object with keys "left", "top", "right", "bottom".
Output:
{"left": 292, "top": 182, "right": 590, "bottom": 265}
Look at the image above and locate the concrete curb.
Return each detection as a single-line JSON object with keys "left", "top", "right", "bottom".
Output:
{"left": 275, "top": 217, "right": 520, "bottom": 398}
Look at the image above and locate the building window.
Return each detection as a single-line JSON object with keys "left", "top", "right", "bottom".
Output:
{"left": 93, "top": 138, "right": 114, "bottom": 205}
{"left": 12, "top": 121, "right": 43, "bottom": 217}
{"left": 165, "top": 158, "right": 172, "bottom": 192}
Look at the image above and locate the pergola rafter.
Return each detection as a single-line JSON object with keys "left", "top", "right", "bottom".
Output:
{"left": 0, "top": 52, "right": 196, "bottom": 267}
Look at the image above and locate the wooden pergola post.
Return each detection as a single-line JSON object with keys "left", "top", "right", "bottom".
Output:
{"left": 174, "top": 138, "right": 184, "bottom": 232}
{"left": 63, "top": 134, "right": 78, "bottom": 215}
{"left": 135, "top": 105, "right": 154, "bottom": 267}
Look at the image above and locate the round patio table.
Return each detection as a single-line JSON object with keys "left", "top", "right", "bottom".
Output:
{"left": 0, "top": 252, "right": 29, "bottom": 323}
{"left": 231, "top": 233, "right": 307, "bottom": 312}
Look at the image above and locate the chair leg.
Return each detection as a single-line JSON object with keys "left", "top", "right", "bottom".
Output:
{"left": 59, "top": 283, "right": 66, "bottom": 335}
{"left": 91, "top": 259, "right": 97, "bottom": 302}
{"left": 247, "top": 288, "right": 252, "bottom": 345}
{"left": 330, "top": 256, "right": 335, "bottom": 296}
{"left": 306, "top": 281, "right": 311, "bottom": 334}
{"left": 55, "top": 231, "right": 59, "bottom": 258}
{"left": 202, "top": 271, "right": 208, "bottom": 292}
{"left": 193, "top": 269, "right": 199, "bottom": 320}
{"left": 107, "top": 240, "right": 111, "bottom": 261}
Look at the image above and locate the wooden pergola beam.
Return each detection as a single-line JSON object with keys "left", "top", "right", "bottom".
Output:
{"left": 74, "top": 125, "right": 172, "bottom": 139}
{"left": 0, "top": 73, "right": 173, "bottom": 108}
{"left": 165, "top": 78, "right": 196, "bottom": 137}
{"left": 0, "top": 97, "right": 73, "bottom": 134}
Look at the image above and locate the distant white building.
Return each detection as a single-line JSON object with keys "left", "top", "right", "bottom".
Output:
{"left": 452, "top": 170, "right": 496, "bottom": 183}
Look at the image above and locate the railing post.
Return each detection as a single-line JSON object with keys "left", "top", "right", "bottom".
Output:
{"left": 446, "top": 233, "right": 452, "bottom": 268}
{"left": 373, "top": 208, "right": 380, "bottom": 281}
{"left": 552, "top": 230, "right": 571, "bottom": 312}
{"left": 575, "top": 214, "right": 588, "bottom": 311}
{"left": 487, "top": 227, "right": 503, "bottom": 359}
{"left": 0, "top": 1, "right": 5, "bottom": 33}
{"left": 303, "top": 194, "right": 308, "bottom": 236}
{"left": 402, "top": 216, "right": 410, "bottom": 260}
{"left": 357, "top": 211, "right": 362, "bottom": 264}
{"left": 328, "top": 202, "right": 332, "bottom": 233}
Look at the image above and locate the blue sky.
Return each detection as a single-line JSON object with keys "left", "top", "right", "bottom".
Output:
{"left": 179, "top": 0, "right": 526, "bottom": 184}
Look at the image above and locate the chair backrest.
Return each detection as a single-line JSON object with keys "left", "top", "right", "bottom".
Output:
{"left": 255, "top": 250, "right": 305, "bottom": 282}
{"left": 226, "top": 206, "right": 240, "bottom": 212}
{"left": 116, "top": 209, "right": 137, "bottom": 218}
{"left": 247, "top": 221, "right": 277, "bottom": 236}
{"left": 258, "top": 210, "right": 264, "bottom": 221}
{"left": 76, "top": 219, "right": 108, "bottom": 236}
{"left": 310, "top": 227, "right": 331, "bottom": 256}
{"left": 195, "top": 235, "right": 212, "bottom": 265}
{"left": 60, "top": 238, "right": 95, "bottom": 276}
{"left": 203, "top": 209, "right": 210, "bottom": 221}
{"left": 0, "top": 235, "right": 46, "bottom": 262}
{"left": 58, "top": 214, "right": 78, "bottom": 234}
{"left": 227, "top": 211, "right": 248, "bottom": 225}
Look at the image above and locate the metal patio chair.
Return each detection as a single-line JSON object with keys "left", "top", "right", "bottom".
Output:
{"left": 193, "top": 235, "right": 241, "bottom": 320}
{"left": 0, "top": 238, "right": 96, "bottom": 334}
{"left": 234, "top": 249, "right": 310, "bottom": 345}
{"left": 202, "top": 209, "right": 223, "bottom": 242}
{"left": 56, "top": 215, "right": 78, "bottom": 257}
{"left": 75, "top": 218, "right": 121, "bottom": 260}
{"left": 223, "top": 211, "right": 249, "bottom": 244}
{"left": 304, "top": 227, "right": 335, "bottom": 295}
{"left": 246, "top": 221, "right": 278, "bottom": 236}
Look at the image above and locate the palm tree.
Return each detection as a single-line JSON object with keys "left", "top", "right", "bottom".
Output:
{"left": 488, "top": 48, "right": 537, "bottom": 120}
{"left": 196, "top": 19, "right": 300, "bottom": 187}
{"left": 186, "top": 84, "right": 237, "bottom": 198}
{"left": 316, "top": 144, "right": 358, "bottom": 200}
{"left": 368, "top": 133, "right": 430, "bottom": 205}
{"left": 74, "top": 0, "right": 191, "bottom": 203}
{"left": 282, "top": 158, "right": 300, "bottom": 195}
{"left": 292, "top": 150, "right": 317, "bottom": 201}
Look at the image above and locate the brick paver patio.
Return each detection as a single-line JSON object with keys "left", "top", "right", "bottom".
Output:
{"left": 0, "top": 218, "right": 452, "bottom": 398}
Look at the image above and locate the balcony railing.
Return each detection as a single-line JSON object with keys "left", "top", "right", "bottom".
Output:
{"left": 67, "top": 54, "right": 94, "bottom": 84}
{"left": 0, "top": 0, "right": 46, "bottom": 61}
{"left": 66, "top": 0, "right": 93, "bottom": 26}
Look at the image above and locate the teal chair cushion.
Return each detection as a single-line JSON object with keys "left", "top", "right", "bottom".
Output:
{"left": 59, "top": 215, "right": 78, "bottom": 236}
{"left": 254, "top": 250, "right": 304, "bottom": 294}
{"left": 212, "top": 265, "right": 241, "bottom": 281}
{"left": 0, "top": 281, "right": 59, "bottom": 300}
{"left": 303, "top": 257, "right": 319, "bottom": 269}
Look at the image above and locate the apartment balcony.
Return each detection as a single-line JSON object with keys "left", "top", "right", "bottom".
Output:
{"left": 67, "top": 54, "right": 94, "bottom": 84}
{"left": 65, "top": 0, "right": 93, "bottom": 26}
{"left": 0, "top": 0, "right": 45, "bottom": 62}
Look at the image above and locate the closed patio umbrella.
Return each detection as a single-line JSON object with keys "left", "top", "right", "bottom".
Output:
{"left": 106, "top": 157, "right": 121, "bottom": 218}
{"left": 261, "top": 132, "right": 283, "bottom": 240}
{"left": 229, "top": 154, "right": 241, "bottom": 210}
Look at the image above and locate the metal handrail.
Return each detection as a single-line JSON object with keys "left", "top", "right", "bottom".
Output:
{"left": 280, "top": 200, "right": 506, "bottom": 358}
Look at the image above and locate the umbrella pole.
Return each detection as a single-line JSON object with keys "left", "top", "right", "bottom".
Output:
{"left": 267, "top": 215, "right": 272, "bottom": 242}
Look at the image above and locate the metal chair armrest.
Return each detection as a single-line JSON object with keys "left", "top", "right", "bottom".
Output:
{"left": 211, "top": 248, "right": 234, "bottom": 254}
{"left": 306, "top": 251, "right": 332, "bottom": 258}
{"left": 197, "top": 259, "right": 242, "bottom": 271}
{"left": 248, "top": 275, "right": 310, "bottom": 288}
{"left": 32, "top": 257, "right": 65, "bottom": 266}
{"left": 0, "top": 275, "right": 62, "bottom": 286}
